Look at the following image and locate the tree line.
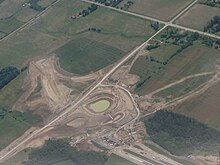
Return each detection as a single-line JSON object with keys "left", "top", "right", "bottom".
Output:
{"left": 94, "top": 0, "right": 123, "bottom": 7}
{"left": 28, "top": 0, "right": 45, "bottom": 11}
{"left": 25, "top": 139, "right": 108, "bottom": 165}
{"left": 199, "top": 0, "right": 220, "bottom": 8}
{"left": 79, "top": 4, "right": 98, "bottom": 17}
{"left": 204, "top": 15, "right": 220, "bottom": 34}
{"left": 144, "top": 110, "right": 220, "bottom": 156}
{"left": 0, "top": 66, "right": 20, "bottom": 89}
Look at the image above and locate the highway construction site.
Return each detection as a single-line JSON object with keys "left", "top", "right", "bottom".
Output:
{"left": 1, "top": 0, "right": 220, "bottom": 164}
{"left": 1, "top": 39, "right": 220, "bottom": 165}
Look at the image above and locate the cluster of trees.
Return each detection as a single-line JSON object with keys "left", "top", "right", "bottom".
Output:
{"left": 161, "top": 28, "right": 200, "bottom": 48}
{"left": 25, "top": 140, "right": 108, "bottom": 165}
{"left": 148, "top": 29, "right": 201, "bottom": 66}
{"left": 94, "top": 0, "right": 123, "bottom": 7}
{"left": 118, "top": 0, "right": 134, "bottom": 10}
{"left": 136, "top": 76, "right": 151, "bottom": 88}
{"left": 88, "top": 27, "right": 102, "bottom": 33}
{"left": 135, "top": 27, "right": 219, "bottom": 90}
{"left": 161, "top": 27, "right": 220, "bottom": 48}
{"left": 144, "top": 110, "right": 220, "bottom": 156}
{"left": 199, "top": 0, "right": 220, "bottom": 7}
{"left": 146, "top": 44, "right": 160, "bottom": 50}
{"left": 93, "top": 0, "right": 135, "bottom": 10}
{"left": 151, "top": 22, "right": 160, "bottom": 31}
{"left": 28, "top": 0, "right": 45, "bottom": 11}
{"left": 0, "top": 66, "right": 20, "bottom": 89}
{"left": 80, "top": 4, "right": 98, "bottom": 17}
{"left": 135, "top": 27, "right": 219, "bottom": 91}
{"left": 204, "top": 15, "right": 220, "bottom": 33}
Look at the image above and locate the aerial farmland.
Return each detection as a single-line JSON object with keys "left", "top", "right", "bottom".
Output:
{"left": 0, "top": 0, "right": 220, "bottom": 165}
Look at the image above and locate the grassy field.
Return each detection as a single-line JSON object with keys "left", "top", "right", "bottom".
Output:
{"left": 173, "top": 82, "right": 220, "bottom": 131}
{"left": 0, "top": 149, "right": 31, "bottom": 165}
{"left": 175, "top": 4, "right": 220, "bottom": 32}
{"left": 104, "top": 154, "right": 136, "bottom": 165}
{"left": 0, "top": 115, "right": 29, "bottom": 149}
{"left": 56, "top": 37, "right": 125, "bottom": 75}
{"left": 0, "top": 17, "right": 24, "bottom": 35}
{"left": 53, "top": 160, "right": 76, "bottom": 165}
{"left": 130, "top": 27, "right": 220, "bottom": 131}
{"left": 128, "top": 0, "right": 193, "bottom": 21}
{"left": 145, "top": 143, "right": 196, "bottom": 165}
{"left": 33, "top": 0, "right": 155, "bottom": 37}
{"left": 0, "top": 151, "right": 75, "bottom": 165}
{"left": 0, "top": 0, "right": 63, "bottom": 35}
{"left": 0, "top": 0, "right": 37, "bottom": 35}
{"left": 89, "top": 99, "right": 110, "bottom": 113}
{"left": 0, "top": 151, "right": 135, "bottom": 165}
{"left": 0, "top": 0, "right": 156, "bottom": 68}
{"left": 0, "top": 107, "right": 42, "bottom": 149}
{"left": 130, "top": 44, "right": 179, "bottom": 80}
{"left": 0, "top": 71, "right": 26, "bottom": 110}
{"left": 38, "top": 0, "right": 57, "bottom": 8}
{"left": 131, "top": 41, "right": 219, "bottom": 96}
{"left": 154, "top": 74, "right": 213, "bottom": 101}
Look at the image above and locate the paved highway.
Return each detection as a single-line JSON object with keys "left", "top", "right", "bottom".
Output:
{"left": 81, "top": 0, "right": 220, "bottom": 40}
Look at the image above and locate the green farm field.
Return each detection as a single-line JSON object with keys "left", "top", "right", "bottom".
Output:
{"left": 89, "top": 99, "right": 110, "bottom": 113}
{"left": 0, "top": 149, "right": 31, "bottom": 165}
{"left": 0, "top": 152, "right": 133, "bottom": 165}
{"left": 0, "top": 0, "right": 156, "bottom": 69}
{"left": 0, "top": 108, "right": 41, "bottom": 150}
{"left": 104, "top": 154, "right": 136, "bottom": 165}
{"left": 0, "top": 0, "right": 56, "bottom": 35}
{"left": 33, "top": 0, "right": 155, "bottom": 37}
{"left": 154, "top": 74, "right": 213, "bottom": 101}
{"left": 128, "top": 0, "right": 193, "bottom": 21}
{"left": 56, "top": 37, "right": 125, "bottom": 75}
{"left": 0, "top": 115, "right": 29, "bottom": 149}
{"left": 130, "top": 27, "right": 220, "bottom": 131}
{"left": 175, "top": 4, "right": 220, "bottom": 32}
{"left": 131, "top": 42, "right": 220, "bottom": 96}
{"left": 173, "top": 82, "right": 220, "bottom": 131}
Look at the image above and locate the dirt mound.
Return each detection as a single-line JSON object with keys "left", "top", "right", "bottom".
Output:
{"left": 14, "top": 56, "right": 98, "bottom": 119}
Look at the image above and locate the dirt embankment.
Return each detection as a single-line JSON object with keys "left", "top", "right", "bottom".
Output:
{"left": 13, "top": 56, "right": 99, "bottom": 119}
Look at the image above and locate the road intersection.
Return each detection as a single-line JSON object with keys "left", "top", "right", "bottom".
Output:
{"left": 82, "top": 0, "right": 220, "bottom": 40}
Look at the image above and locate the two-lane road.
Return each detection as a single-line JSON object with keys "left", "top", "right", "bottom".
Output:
{"left": 81, "top": 0, "right": 220, "bottom": 40}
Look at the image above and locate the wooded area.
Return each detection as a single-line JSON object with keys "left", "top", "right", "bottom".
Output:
{"left": 25, "top": 140, "right": 108, "bottom": 165}
{"left": 0, "top": 66, "right": 20, "bottom": 90}
{"left": 144, "top": 110, "right": 220, "bottom": 156}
